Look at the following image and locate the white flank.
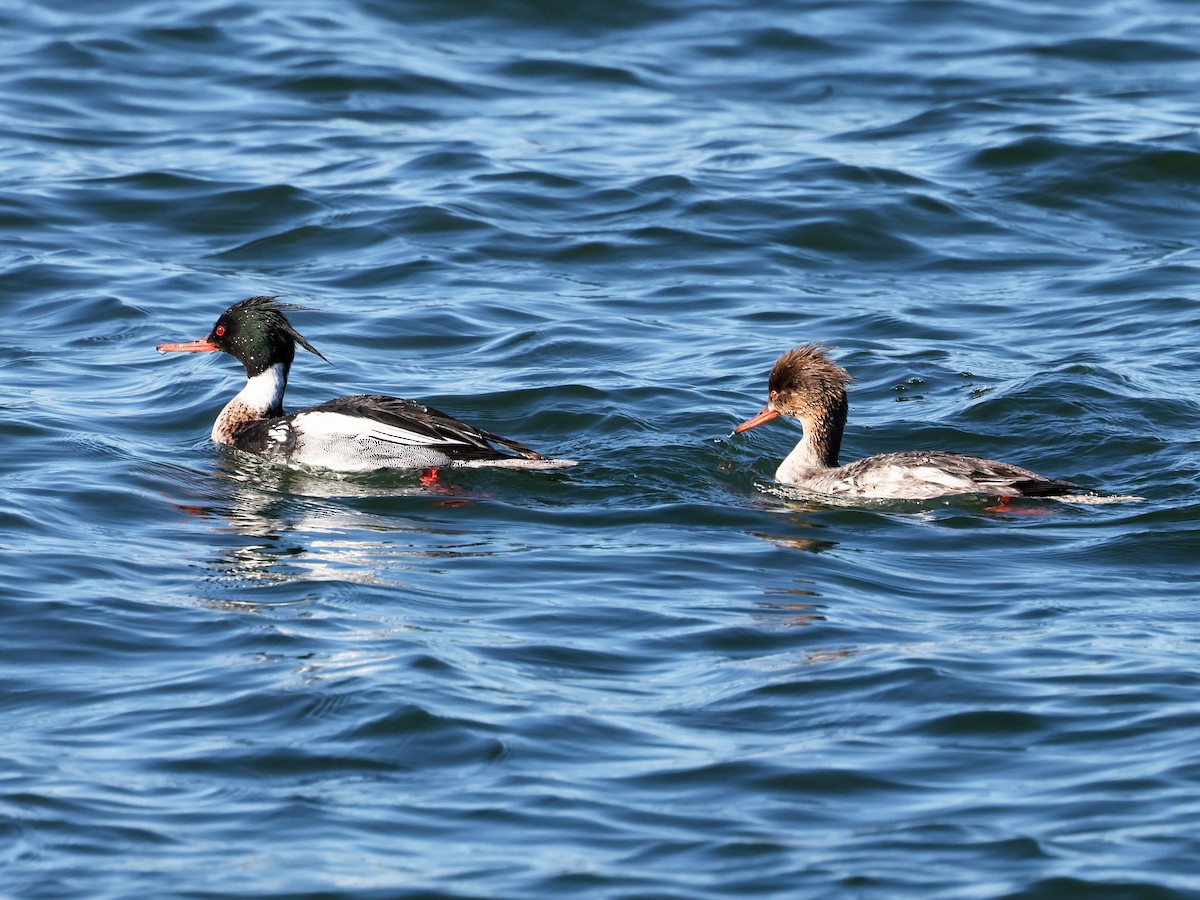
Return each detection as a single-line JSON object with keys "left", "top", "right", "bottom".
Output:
{"left": 1057, "top": 493, "right": 1145, "bottom": 505}
{"left": 293, "top": 410, "right": 468, "bottom": 446}
{"left": 455, "top": 458, "right": 578, "bottom": 469}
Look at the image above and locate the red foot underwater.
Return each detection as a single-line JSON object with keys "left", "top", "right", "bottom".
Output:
{"left": 985, "top": 495, "right": 1055, "bottom": 515}
{"left": 419, "top": 467, "right": 491, "bottom": 507}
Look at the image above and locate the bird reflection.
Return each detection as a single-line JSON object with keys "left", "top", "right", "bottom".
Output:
{"left": 747, "top": 494, "right": 839, "bottom": 555}
{"left": 755, "top": 590, "right": 827, "bottom": 629}
{"left": 165, "top": 452, "right": 512, "bottom": 600}
{"left": 744, "top": 506, "right": 847, "bottom": 646}
{"left": 751, "top": 530, "right": 837, "bottom": 554}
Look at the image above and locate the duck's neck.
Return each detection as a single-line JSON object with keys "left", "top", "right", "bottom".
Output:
{"left": 212, "top": 362, "right": 288, "bottom": 445}
{"left": 775, "top": 397, "right": 847, "bottom": 483}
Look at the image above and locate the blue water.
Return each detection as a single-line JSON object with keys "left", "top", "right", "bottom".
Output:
{"left": 4, "top": 0, "right": 1200, "bottom": 896}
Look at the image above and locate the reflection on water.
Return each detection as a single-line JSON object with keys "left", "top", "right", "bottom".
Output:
{"left": 751, "top": 530, "right": 838, "bottom": 554}
{"left": 755, "top": 595, "right": 827, "bottom": 632}
{"left": 167, "top": 453, "right": 520, "bottom": 599}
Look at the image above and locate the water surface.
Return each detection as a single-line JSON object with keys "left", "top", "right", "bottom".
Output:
{"left": 3, "top": 0, "right": 1200, "bottom": 897}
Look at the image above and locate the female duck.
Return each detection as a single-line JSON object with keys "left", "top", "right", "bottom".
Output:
{"left": 733, "top": 344, "right": 1130, "bottom": 501}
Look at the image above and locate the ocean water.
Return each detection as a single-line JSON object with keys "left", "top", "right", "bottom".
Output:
{"left": 3, "top": 0, "right": 1200, "bottom": 896}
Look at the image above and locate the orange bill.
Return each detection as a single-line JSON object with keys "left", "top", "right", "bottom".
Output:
{"left": 733, "top": 405, "right": 779, "bottom": 433}
{"left": 157, "top": 339, "right": 219, "bottom": 353}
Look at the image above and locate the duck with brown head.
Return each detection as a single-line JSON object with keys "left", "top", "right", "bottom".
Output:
{"left": 733, "top": 345, "right": 1137, "bottom": 502}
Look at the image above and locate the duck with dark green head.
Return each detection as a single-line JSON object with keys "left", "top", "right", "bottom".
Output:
{"left": 157, "top": 296, "right": 576, "bottom": 474}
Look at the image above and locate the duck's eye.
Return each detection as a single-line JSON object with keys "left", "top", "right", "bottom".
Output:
{"left": 768, "top": 389, "right": 778, "bottom": 400}
{"left": 214, "top": 325, "right": 226, "bottom": 337}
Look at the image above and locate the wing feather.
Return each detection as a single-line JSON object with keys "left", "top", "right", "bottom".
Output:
{"left": 297, "top": 394, "right": 548, "bottom": 460}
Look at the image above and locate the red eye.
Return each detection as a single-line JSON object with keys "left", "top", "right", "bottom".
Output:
{"left": 214, "top": 325, "right": 226, "bottom": 336}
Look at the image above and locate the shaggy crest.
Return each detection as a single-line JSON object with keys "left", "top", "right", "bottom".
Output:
{"left": 213, "top": 295, "right": 328, "bottom": 365}
{"left": 768, "top": 344, "right": 851, "bottom": 401}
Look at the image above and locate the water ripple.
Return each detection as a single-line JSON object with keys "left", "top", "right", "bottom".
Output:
{"left": 3, "top": 0, "right": 1200, "bottom": 896}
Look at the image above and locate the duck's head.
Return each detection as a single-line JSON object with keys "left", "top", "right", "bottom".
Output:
{"left": 157, "top": 296, "right": 327, "bottom": 377}
{"left": 733, "top": 344, "right": 850, "bottom": 433}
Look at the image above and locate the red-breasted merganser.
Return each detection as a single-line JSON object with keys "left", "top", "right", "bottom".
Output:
{"left": 733, "top": 345, "right": 1134, "bottom": 502}
{"left": 156, "top": 296, "right": 576, "bottom": 473}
